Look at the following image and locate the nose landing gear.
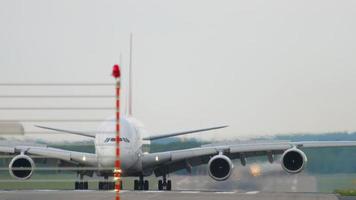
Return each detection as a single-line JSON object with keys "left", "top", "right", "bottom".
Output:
{"left": 98, "top": 176, "right": 118, "bottom": 190}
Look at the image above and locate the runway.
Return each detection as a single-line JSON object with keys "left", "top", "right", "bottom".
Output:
{"left": 0, "top": 190, "right": 342, "bottom": 200}
{"left": 173, "top": 166, "right": 317, "bottom": 192}
{"left": 0, "top": 165, "right": 351, "bottom": 199}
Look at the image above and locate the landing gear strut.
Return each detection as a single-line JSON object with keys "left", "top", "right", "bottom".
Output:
{"left": 158, "top": 174, "right": 171, "bottom": 191}
{"left": 75, "top": 174, "right": 88, "bottom": 190}
{"left": 134, "top": 176, "right": 149, "bottom": 190}
{"left": 98, "top": 176, "right": 117, "bottom": 190}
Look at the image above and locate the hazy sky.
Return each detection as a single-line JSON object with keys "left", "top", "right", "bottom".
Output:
{"left": 1, "top": 0, "right": 356, "bottom": 141}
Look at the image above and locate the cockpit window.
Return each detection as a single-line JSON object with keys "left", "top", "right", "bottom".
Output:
{"left": 104, "top": 137, "right": 130, "bottom": 143}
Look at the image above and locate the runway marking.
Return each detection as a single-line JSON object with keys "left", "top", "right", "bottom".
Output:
{"left": 245, "top": 191, "right": 260, "bottom": 194}
{"left": 180, "top": 191, "right": 201, "bottom": 194}
{"left": 291, "top": 186, "right": 297, "bottom": 192}
{"left": 215, "top": 191, "right": 236, "bottom": 194}
{"left": 141, "top": 190, "right": 164, "bottom": 193}
{"left": 293, "top": 178, "right": 298, "bottom": 184}
{"left": 291, "top": 176, "right": 298, "bottom": 192}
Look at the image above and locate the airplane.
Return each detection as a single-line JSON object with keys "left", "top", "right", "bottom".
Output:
{"left": 2, "top": 37, "right": 356, "bottom": 191}
{"left": 3, "top": 63, "right": 356, "bottom": 191}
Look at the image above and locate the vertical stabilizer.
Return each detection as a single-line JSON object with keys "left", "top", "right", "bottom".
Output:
{"left": 128, "top": 33, "right": 133, "bottom": 116}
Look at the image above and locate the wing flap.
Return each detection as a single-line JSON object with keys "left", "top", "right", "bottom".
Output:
{"left": 292, "top": 141, "right": 356, "bottom": 148}
{"left": 229, "top": 143, "right": 291, "bottom": 153}
{"left": 171, "top": 147, "right": 217, "bottom": 161}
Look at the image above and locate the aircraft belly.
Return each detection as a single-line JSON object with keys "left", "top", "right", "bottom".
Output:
{"left": 97, "top": 146, "right": 137, "bottom": 172}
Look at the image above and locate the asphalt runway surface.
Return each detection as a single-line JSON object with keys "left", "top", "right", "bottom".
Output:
{"left": 0, "top": 163, "right": 350, "bottom": 199}
{"left": 0, "top": 190, "right": 342, "bottom": 200}
{"left": 173, "top": 164, "right": 317, "bottom": 192}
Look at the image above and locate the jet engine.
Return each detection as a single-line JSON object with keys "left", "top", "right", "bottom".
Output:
{"left": 281, "top": 148, "right": 307, "bottom": 174}
{"left": 9, "top": 154, "right": 35, "bottom": 180}
{"left": 208, "top": 155, "right": 233, "bottom": 181}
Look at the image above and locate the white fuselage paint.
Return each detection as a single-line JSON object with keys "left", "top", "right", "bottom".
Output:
{"left": 94, "top": 117, "right": 146, "bottom": 176}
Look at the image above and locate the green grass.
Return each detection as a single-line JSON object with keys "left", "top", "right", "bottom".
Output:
{"left": 316, "top": 174, "right": 356, "bottom": 193}
{"left": 335, "top": 189, "right": 356, "bottom": 196}
{"left": 0, "top": 173, "right": 84, "bottom": 190}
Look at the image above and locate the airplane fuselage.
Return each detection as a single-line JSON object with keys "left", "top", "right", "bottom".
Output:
{"left": 94, "top": 117, "right": 146, "bottom": 176}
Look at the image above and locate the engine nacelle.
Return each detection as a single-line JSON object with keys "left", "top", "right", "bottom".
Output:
{"left": 281, "top": 148, "right": 307, "bottom": 174}
{"left": 208, "top": 155, "right": 233, "bottom": 181}
{"left": 9, "top": 154, "right": 35, "bottom": 180}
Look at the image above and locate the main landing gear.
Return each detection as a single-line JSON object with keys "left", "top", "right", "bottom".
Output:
{"left": 75, "top": 181, "right": 88, "bottom": 190}
{"left": 134, "top": 175, "right": 149, "bottom": 190}
{"left": 98, "top": 176, "right": 119, "bottom": 190}
{"left": 158, "top": 174, "right": 171, "bottom": 191}
{"left": 75, "top": 174, "right": 88, "bottom": 190}
{"left": 132, "top": 174, "right": 171, "bottom": 191}
{"left": 74, "top": 174, "right": 121, "bottom": 190}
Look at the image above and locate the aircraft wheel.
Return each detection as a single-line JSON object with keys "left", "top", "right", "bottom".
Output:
{"left": 134, "top": 180, "right": 139, "bottom": 190}
{"left": 84, "top": 182, "right": 89, "bottom": 190}
{"left": 167, "top": 180, "right": 172, "bottom": 191}
{"left": 99, "top": 181, "right": 116, "bottom": 190}
{"left": 158, "top": 180, "right": 163, "bottom": 190}
{"left": 75, "top": 181, "right": 88, "bottom": 190}
{"left": 118, "top": 180, "right": 123, "bottom": 190}
{"left": 144, "top": 180, "right": 149, "bottom": 190}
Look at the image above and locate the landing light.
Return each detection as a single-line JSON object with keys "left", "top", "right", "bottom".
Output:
{"left": 114, "top": 169, "right": 122, "bottom": 173}
{"left": 155, "top": 156, "right": 159, "bottom": 162}
{"left": 82, "top": 156, "right": 86, "bottom": 161}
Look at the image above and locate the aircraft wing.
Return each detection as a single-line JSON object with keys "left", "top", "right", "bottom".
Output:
{"left": 142, "top": 125, "right": 228, "bottom": 141}
{"left": 0, "top": 145, "right": 97, "bottom": 166}
{"left": 142, "top": 140, "right": 356, "bottom": 176}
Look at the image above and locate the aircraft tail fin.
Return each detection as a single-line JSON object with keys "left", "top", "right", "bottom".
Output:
{"left": 126, "top": 33, "right": 133, "bottom": 116}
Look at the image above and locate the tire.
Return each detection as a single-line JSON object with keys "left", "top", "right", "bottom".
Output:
{"left": 134, "top": 180, "right": 138, "bottom": 190}
{"left": 139, "top": 180, "right": 144, "bottom": 190}
{"left": 167, "top": 180, "right": 172, "bottom": 191}
{"left": 84, "top": 182, "right": 88, "bottom": 190}
{"left": 120, "top": 180, "right": 123, "bottom": 190}
{"left": 110, "top": 182, "right": 117, "bottom": 190}
{"left": 158, "top": 180, "right": 163, "bottom": 190}
{"left": 75, "top": 182, "right": 79, "bottom": 190}
{"left": 144, "top": 180, "right": 149, "bottom": 190}
{"left": 78, "top": 182, "right": 83, "bottom": 190}
{"left": 101, "top": 182, "right": 107, "bottom": 190}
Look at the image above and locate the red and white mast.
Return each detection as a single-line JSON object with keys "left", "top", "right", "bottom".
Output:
{"left": 112, "top": 64, "right": 121, "bottom": 200}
